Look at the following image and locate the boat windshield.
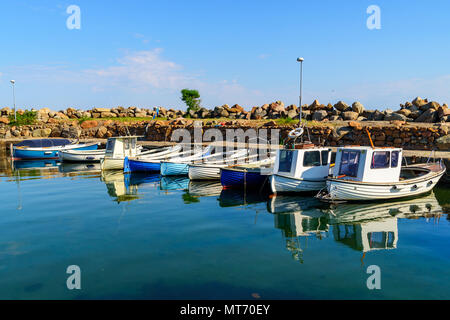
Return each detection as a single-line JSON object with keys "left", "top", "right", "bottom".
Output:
{"left": 391, "top": 151, "right": 399, "bottom": 167}
{"left": 303, "top": 151, "right": 321, "bottom": 167}
{"left": 106, "top": 139, "right": 115, "bottom": 155}
{"left": 279, "top": 150, "right": 294, "bottom": 173}
{"left": 338, "top": 150, "right": 360, "bottom": 177}
{"left": 371, "top": 151, "right": 390, "bottom": 169}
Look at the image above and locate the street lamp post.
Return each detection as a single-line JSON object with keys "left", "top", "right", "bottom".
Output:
{"left": 296, "top": 57, "right": 304, "bottom": 125}
{"left": 10, "top": 80, "right": 16, "bottom": 121}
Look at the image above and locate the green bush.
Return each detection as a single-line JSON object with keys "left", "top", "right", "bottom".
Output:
{"left": 8, "top": 110, "right": 37, "bottom": 126}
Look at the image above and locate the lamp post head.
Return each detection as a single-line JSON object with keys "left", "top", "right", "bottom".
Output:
{"left": 297, "top": 57, "right": 304, "bottom": 62}
{"left": 10, "top": 80, "right": 15, "bottom": 85}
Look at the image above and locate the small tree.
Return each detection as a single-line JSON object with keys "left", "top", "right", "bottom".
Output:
{"left": 181, "top": 89, "right": 201, "bottom": 113}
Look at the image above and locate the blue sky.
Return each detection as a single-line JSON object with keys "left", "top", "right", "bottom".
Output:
{"left": 1, "top": 0, "right": 449, "bottom": 111}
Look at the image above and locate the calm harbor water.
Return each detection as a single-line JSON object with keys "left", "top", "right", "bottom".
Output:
{"left": 0, "top": 157, "right": 449, "bottom": 300}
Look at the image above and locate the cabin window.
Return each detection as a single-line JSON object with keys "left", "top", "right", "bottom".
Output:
{"left": 124, "top": 139, "right": 130, "bottom": 150}
{"left": 131, "top": 139, "right": 136, "bottom": 150}
{"left": 321, "top": 150, "right": 329, "bottom": 166}
{"left": 338, "top": 150, "right": 360, "bottom": 177}
{"left": 106, "top": 139, "right": 115, "bottom": 155}
{"left": 371, "top": 151, "right": 390, "bottom": 169}
{"left": 330, "top": 152, "right": 336, "bottom": 164}
{"left": 391, "top": 151, "right": 399, "bottom": 167}
{"left": 278, "top": 150, "right": 294, "bottom": 173}
{"left": 303, "top": 151, "right": 321, "bottom": 167}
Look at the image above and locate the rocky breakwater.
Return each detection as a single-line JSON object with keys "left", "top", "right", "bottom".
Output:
{"left": 1, "top": 96, "right": 449, "bottom": 124}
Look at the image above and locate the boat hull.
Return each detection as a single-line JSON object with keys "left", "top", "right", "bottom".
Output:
{"left": 101, "top": 158, "right": 125, "bottom": 170}
{"left": 188, "top": 164, "right": 222, "bottom": 180}
{"left": 220, "top": 168, "right": 270, "bottom": 190}
{"left": 160, "top": 162, "right": 189, "bottom": 176}
{"left": 58, "top": 150, "right": 104, "bottom": 162}
{"left": 13, "top": 143, "right": 98, "bottom": 160}
{"left": 270, "top": 174, "right": 326, "bottom": 193}
{"left": 124, "top": 158, "right": 161, "bottom": 173}
{"left": 325, "top": 169, "right": 445, "bottom": 201}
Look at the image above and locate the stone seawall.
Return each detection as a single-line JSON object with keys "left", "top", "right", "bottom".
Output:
{"left": 1, "top": 118, "right": 449, "bottom": 152}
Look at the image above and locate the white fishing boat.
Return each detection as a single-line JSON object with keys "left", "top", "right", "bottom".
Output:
{"left": 270, "top": 144, "right": 332, "bottom": 194}
{"left": 316, "top": 146, "right": 446, "bottom": 202}
{"left": 58, "top": 149, "right": 105, "bottom": 162}
{"left": 101, "top": 136, "right": 143, "bottom": 170}
{"left": 100, "top": 136, "right": 176, "bottom": 170}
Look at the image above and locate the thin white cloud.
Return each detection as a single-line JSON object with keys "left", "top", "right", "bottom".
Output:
{"left": 84, "top": 49, "right": 194, "bottom": 90}
{"left": 1, "top": 49, "right": 268, "bottom": 109}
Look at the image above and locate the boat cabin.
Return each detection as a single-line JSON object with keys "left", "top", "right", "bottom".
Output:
{"left": 105, "top": 136, "right": 142, "bottom": 159}
{"left": 273, "top": 146, "right": 332, "bottom": 180}
{"left": 332, "top": 146, "right": 402, "bottom": 183}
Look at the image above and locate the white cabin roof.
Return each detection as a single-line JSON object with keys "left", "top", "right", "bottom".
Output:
{"left": 333, "top": 146, "right": 403, "bottom": 183}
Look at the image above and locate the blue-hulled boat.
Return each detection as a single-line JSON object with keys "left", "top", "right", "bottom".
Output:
{"left": 12, "top": 139, "right": 98, "bottom": 160}
{"left": 124, "top": 157, "right": 161, "bottom": 173}
{"left": 220, "top": 166, "right": 272, "bottom": 190}
{"left": 160, "top": 162, "right": 190, "bottom": 176}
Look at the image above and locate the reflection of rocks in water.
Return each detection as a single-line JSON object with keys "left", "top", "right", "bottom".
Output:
{"left": 219, "top": 188, "right": 268, "bottom": 208}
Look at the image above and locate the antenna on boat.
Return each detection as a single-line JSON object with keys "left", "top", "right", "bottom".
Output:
{"left": 365, "top": 128, "right": 375, "bottom": 148}
{"left": 297, "top": 57, "right": 304, "bottom": 127}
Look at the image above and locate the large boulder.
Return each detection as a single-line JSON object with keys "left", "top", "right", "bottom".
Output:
{"left": 342, "top": 111, "right": 359, "bottom": 121}
{"left": 0, "top": 117, "right": 9, "bottom": 124}
{"left": 80, "top": 120, "right": 99, "bottom": 129}
{"left": 396, "top": 108, "right": 412, "bottom": 117}
{"left": 420, "top": 101, "right": 440, "bottom": 111}
{"left": 287, "top": 109, "right": 298, "bottom": 119}
{"left": 412, "top": 97, "right": 427, "bottom": 108}
{"left": 269, "top": 101, "right": 285, "bottom": 113}
{"left": 351, "top": 102, "right": 365, "bottom": 114}
{"left": 384, "top": 113, "right": 407, "bottom": 121}
{"left": 93, "top": 108, "right": 111, "bottom": 113}
{"left": 436, "top": 134, "right": 450, "bottom": 150}
{"left": 334, "top": 101, "right": 350, "bottom": 112}
{"left": 312, "top": 110, "right": 328, "bottom": 121}
{"left": 414, "top": 109, "right": 438, "bottom": 123}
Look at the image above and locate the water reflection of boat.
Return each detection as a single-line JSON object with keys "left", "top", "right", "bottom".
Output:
{"left": 326, "top": 192, "right": 443, "bottom": 253}
{"left": 101, "top": 171, "right": 139, "bottom": 203}
{"left": 12, "top": 159, "right": 60, "bottom": 170}
{"left": 267, "top": 195, "right": 329, "bottom": 263}
{"left": 332, "top": 218, "right": 398, "bottom": 253}
{"left": 59, "top": 162, "right": 101, "bottom": 173}
{"left": 160, "top": 176, "right": 189, "bottom": 191}
{"left": 125, "top": 172, "right": 160, "bottom": 187}
{"left": 218, "top": 188, "right": 267, "bottom": 207}
{"left": 187, "top": 181, "right": 222, "bottom": 197}
{"left": 326, "top": 192, "right": 442, "bottom": 224}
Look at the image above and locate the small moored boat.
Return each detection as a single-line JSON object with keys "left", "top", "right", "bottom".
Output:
{"left": 220, "top": 160, "right": 274, "bottom": 190}
{"left": 316, "top": 146, "right": 446, "bottom": 202}
{"left": 58, "top": 149, "right": 105, "bottom": 162}
{"left": 12, "top": 139, "right": 98, "bottom": 160}
{"left": 270, "top": 144, "right": 332, "bottom": 194}
{"left": 101, "top": 136, "right": 155, "bottom": 170}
